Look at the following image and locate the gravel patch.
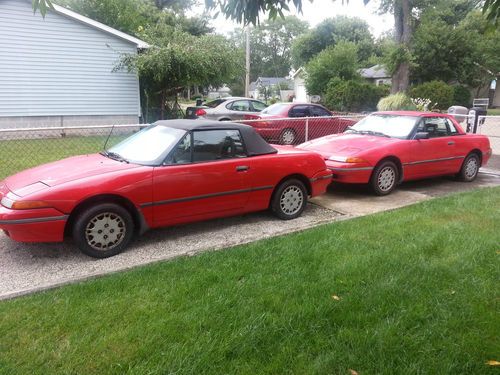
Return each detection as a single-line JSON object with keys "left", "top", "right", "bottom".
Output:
{"left": 0, "top": 204, "right": 342, "bottom": 300}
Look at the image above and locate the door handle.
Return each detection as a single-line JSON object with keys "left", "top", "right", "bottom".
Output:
{"left": 236, "top": 165, "right": 249, "bottom": 172}
{"left": 448, "top": 141, "right": 455, "bottom": 145}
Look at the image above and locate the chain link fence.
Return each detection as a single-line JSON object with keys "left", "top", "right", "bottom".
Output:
{"left": 1, "top": 113, "right": 499, "bottom": 180}
{"left": 0, "top": 124, "right": 143, "bottom": 180}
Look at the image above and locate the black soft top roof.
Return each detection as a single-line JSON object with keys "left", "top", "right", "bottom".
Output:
{"left": 153, "top": 119, "right": 277, "bottom": 156}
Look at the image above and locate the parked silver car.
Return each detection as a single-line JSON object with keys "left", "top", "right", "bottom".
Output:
{"left": 185, "top": 97, "right": 268, "bottom": 121}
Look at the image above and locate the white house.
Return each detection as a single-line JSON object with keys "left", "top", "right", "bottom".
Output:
{"left": 292, "top": 68, "right": 309, "bottom": 103}
{"left": 359, "top": 65, "right": 392, "bottom": 86}
{"left": 0, "top": 0, "right": 148, "bottom": 128}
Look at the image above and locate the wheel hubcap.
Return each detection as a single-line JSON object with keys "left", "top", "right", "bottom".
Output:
{"left": 378, "top": 166, "right": 396, "bottom": 192}
{"left": 465, "top": 158, "right": 478, "bottom": 179}
{"left": 280, "top": 186, "right": 303, "bottom": 215}
{"left": 85, "top": 212, "right": 126, "bottom": 251}
{"left": 281, "top": 130, "right": 295, "bottom": 145}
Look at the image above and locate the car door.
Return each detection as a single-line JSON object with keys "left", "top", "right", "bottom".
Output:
{"left": 308, "top": 105, "right": 335, "bottom": 139}
{"left": 406, "top": 117, "right": 461, "bottom": 178}
{"left": 225, "top": 100, "right": 253, "bottom": 120}
{"left": 151, "top": 129, "right": 251, "bottom": 227}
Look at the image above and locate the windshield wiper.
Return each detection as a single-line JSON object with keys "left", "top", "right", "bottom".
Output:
{"left": 345, "top": 126, "right": 361, "bottom": 134}
{"left": 100, "top": 150, "right": 129, "bottom": 163}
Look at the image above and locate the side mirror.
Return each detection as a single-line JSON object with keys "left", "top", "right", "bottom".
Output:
{"left": 415, "top": 132, "right": 430, "bottom": 140}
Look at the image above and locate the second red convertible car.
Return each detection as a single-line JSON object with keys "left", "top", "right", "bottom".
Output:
{"left": 298, "top": 111, "right": 492, "bottom": 195}
{"left": 243, "top": 102, "right": 357, "bottom": 145}
{"left": 0, "top": 121, "right": 332, "bottom": 258}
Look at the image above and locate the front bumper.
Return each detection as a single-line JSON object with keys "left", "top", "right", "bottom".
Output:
{"left": 326, "top": 162, "right": 374, "bottom": 184}
{"left": 309, "top": 169, "right": 335, "bottom": 196}
{"left": 0, "top": 205, "right": 68, "bottom": 242}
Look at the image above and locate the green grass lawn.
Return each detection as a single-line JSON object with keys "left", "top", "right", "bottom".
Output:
{"left": 0, "top": 134, "right": 128, "bottom": 180}
{"left": 487, "top": 108, "right": 500, "bottom": 116}
{"left": 1, "top": 188, "right": 499, "bottom": 374}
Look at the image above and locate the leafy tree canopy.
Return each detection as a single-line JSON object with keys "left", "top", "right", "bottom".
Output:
{"left": 230, "top": 16, "right": 308, "bottom": 81}
{"left": 291, "top": 16, "right": 374, "bottom": 68}
{"left": 304, "top": 40, "right": 359, "bottom": 96}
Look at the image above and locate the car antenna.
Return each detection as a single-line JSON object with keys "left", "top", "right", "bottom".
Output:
{"left": 103, "top": 124, "right": 116, "bottom": 151}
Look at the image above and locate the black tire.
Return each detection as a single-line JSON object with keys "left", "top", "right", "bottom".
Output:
{"left": 457, "top": 153, "right": 480, "bottom": 182}
{"left": 72, "top": 203, "right": 134, "bottom": 258}
{"left": 271, "top": 179, "right": 307, "bottom": 220}
{"left": 370, "top": 160, "right": 399, "bottom": 196}
{"left": 279, "top": 128, "right": 297, "bottom": 145}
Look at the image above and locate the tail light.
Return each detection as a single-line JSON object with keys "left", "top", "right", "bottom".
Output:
{"left": 243, "top": 114, "right": 261, "bottom": 120}
{"left": 195, "top": 108, "right": 206, "bottom": 116}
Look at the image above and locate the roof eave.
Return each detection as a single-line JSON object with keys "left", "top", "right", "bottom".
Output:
{"left": 52, "top": 3, "right": 150, "bottom": 49}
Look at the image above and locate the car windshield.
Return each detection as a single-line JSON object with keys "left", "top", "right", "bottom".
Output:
{"left": 107, "top": 125, "right": 186, "bottom": 165}
{"left": 261, "top": 103, "right": 288, "bottom": 115}
{"left": 204, "top": 99, "right": 227, "bottom": 108}
{"left": 346, "top": 114, "right": 419, "bottom": 139}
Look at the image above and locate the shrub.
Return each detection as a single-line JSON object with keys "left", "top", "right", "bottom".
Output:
{"left": 377, "top": 92, "right": 417, "bottom": 111}
{"left": 325, "top": 79, "right": 389, "bottom": 112}
{"left": 452, "top": 85, "right": 471, "bottom": 108}
{"left": 409, "top": 80, "right": 454, "bottom": 110}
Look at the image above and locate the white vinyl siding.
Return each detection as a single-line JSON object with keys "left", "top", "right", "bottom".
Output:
{"left": 0, "top": 0, "right": 140, "bottom": 117}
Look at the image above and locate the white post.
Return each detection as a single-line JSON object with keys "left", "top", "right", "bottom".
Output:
{"left": 305, "top": 118, "right": 309, "bottom": 142}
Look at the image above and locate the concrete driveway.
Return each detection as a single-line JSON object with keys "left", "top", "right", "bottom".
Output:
{"left": 0, "top": 170, "right": 499, "bottom": 300}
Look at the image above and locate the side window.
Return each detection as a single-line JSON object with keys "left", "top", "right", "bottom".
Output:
{"left": 446, "top": 118, "right": 458, "bottom": 135}
{"left": 422, "top": 117, "right": 449, "bottom": 138}
{"left": 289, "top": 105, "right": 309, "bottom": 118}
{"left": 193, "top": 130, "right": 246, "bottom": 162}
{"left": 251, "top": 101, "right": 267, "bottom": 112}
{"left": 309, "top": 105, "right": 330, "bottom": 117}
{"left": 229, "top": 100, "right": 251, "bottom": 112}
{"left": 165, "top": 133, "right": 192, "bottom": 164}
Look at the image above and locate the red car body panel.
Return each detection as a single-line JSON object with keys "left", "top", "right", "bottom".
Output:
{"left": 298, "top": 111, "right": 492, "bottom": 184}
{"left": 244, "top": 103, "right": 357, "bottom": 143}
{"left": 0, "top": 136, "right": 331, "bottom": 244}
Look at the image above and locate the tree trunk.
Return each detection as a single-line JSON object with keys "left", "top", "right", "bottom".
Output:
{"left": 391, "top": 0, "right": 412, "bottom": 94}
{"left": 160, "top": 89, "right": 165, "bottom": 120}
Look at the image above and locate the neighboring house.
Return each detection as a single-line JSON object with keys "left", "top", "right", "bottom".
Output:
{"left": 0, "top": 0, "right": 148, "bottom": 128}
{"left": 251, "top": 77, "right": 293, "bottom": 101}
{"left": 359, "top": 65, "right": 392, "bottom": 86}
{"left": 207, "top": 85, "right": 231, "bottom": 100}
{"left": 292, "top": 67, "right": 309, "bottom": 103}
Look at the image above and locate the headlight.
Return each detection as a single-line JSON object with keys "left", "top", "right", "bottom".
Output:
{"left": 1, "top": 196, "right": 14, "bottom": 209}
{"left": 328, "top": 156, "right": 348, "bottom": 162}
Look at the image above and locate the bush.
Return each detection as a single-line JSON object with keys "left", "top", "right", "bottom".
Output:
{"left": 325, "top": 79, "right": 389, "bottom": 112}
{"left": 409, "top": 80, "right": 454, "bottom": 110}
{"left": 452, "top": 85, "right": 471, "bottom": 108}
{"left": 377, "top": 92, "right": 417, "bottom": 111}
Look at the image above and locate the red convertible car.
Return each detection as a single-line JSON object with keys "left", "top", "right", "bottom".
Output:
{"left": 243, "top": 103, "right": 357, "bottom": 145}
{"left": 0, "top": 121, "right": 332, "bottom": 258}
{"left": 298, "top": 111, "right": 492, "bottom": 195}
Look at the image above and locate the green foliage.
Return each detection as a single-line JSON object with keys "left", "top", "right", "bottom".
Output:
{"left": 325, "top": 79, "right": 389, "bottom": 112}
{"left": 409, "top": 80, "right": 454, "bottom": 110}
{"left": 305, "top": 41, "right": 360, "bottom": 96}
{"left": 229, "top": 16, "right": 308, "bottom": 82}
{"left": 452, "top": 85, "right": 472, "bottom": 107}
{"left": 32, "top": 0, "right": 54, "bottom": 17}
{"left": 291, "top": 16, "right": 374, "bottom": 67}
{"left": 483, "top": 0, "right": 500, "bottom": 27}
{"left": 377, "top": 92, "right": 417, "bottom": 111}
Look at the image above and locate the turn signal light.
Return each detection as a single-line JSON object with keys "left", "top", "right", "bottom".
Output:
{"left": 11, "top": 201, "right": 51, "bottom": 210}
{"left": 345, "top": 157, "right": 369, "bottom": 164}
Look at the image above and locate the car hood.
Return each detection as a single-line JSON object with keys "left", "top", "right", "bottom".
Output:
{"left": 298, "top": 134, "right": 400, "bottom": 159}
{"left": 5, "top": 154, "right": 141, "bottom": 196}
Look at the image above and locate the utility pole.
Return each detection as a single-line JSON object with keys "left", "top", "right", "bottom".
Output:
{"left": 245, "top": 26, "right": 250, "bottom": 97}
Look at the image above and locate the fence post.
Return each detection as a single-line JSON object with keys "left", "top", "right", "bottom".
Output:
{"left": 305, "top": 118, "right": 309, "bottom": 142}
